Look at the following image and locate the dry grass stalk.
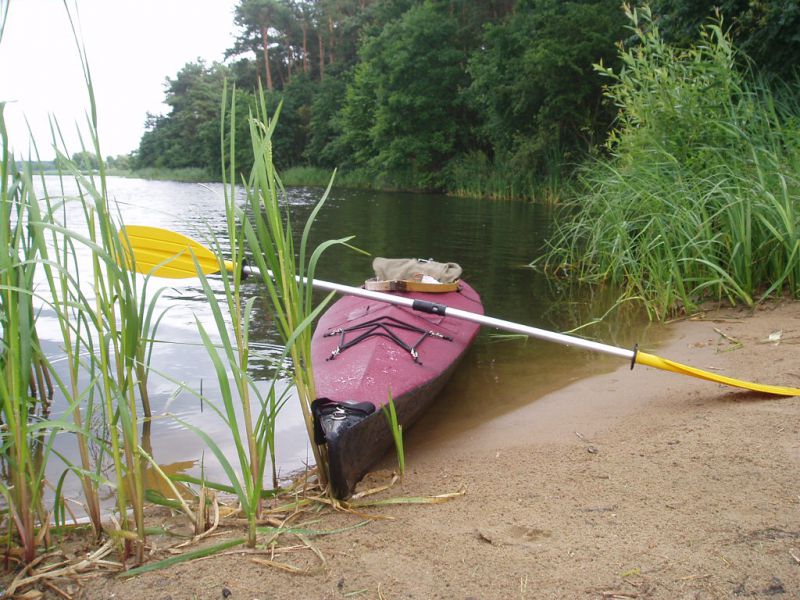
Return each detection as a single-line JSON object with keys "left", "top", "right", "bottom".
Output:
{"left": 346, "top": 489, "right": 466, "bottom": 508}
{"left": 41, "top": 578, "right": 74, "bottom": 600}
{"left": 170, "top": 491, "right": 220, "bottom": 553}
{"left": 4, "top": 539, "right": 117, "bottom": 597}
{"left": 250, "top": 532, "right": 327, "bottom": 576}
{"left": 2, "top": 466, "right": 461, "bottom": 593}
{"left": 350, "top": 473, "right": 400, "bottom": 499}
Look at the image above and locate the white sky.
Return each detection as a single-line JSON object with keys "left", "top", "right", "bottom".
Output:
{"left": 1, "top": 0, "right": 241, "bottom": 160}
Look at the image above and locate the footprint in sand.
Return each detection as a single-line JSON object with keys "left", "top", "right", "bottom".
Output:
{"left": 476, "top": 525, "right": 552, "bottom": 547}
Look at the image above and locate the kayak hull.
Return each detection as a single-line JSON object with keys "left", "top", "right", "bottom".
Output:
{"left": 311, "top": 281, "right": 483, "bottom": 498}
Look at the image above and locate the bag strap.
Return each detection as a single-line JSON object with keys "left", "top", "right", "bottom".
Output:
{"left": 363, "top": 279, "right": 460, "bottom": 293}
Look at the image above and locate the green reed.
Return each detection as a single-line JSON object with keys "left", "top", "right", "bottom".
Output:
{"left": 54, "top": 11, "right": 171, "bottom": 561}
{"left": 2, "top": 0, "right": 348, "bottom": 567}
{"left": 18, "top": 4, "right": 169, "bottom": 561}
{"left": 238, "top": 88, "right": 354, "bottom": 492}
{"left": 0, "top": 113, "right": 54, "bottom": 565}
{"left": 41, "top": 160, "right": 168, "bottom": 563}
{"left": 543, "top": 5, "right": 800, "bottom": 319}
{"left": 381, "top": 392, "right": 404, "bottom": 475}
{"left": 182, "top": 255, "right": 289, "bottom": 547}
{"left": 21, "top": 163, "right": 107, "bottom": 545}
{"left": 0, "top": 2, "right": 83, "bottom": 558}
{"left": 171, "top": 83, "right": 331, "bottom": 547}
{"left": 0, "top": 0, "right": 38, "bottom": 561}
{"left": 0, "top": 129, "right": 97, "bottom": 567}
{"left": 178, "top": 85, "right": 281, "bottom": 545}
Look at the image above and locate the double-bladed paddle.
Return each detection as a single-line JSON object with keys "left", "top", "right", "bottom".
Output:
{"left": 120, "top": 224, "right": 800, "bottom": 397}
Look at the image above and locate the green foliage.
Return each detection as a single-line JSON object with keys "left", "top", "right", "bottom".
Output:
{"left": 336, "top": 59, "right": 378, "bottom": 172}
{"left": 544, "top": 5, "right": 800, "bottom": 318}
{"left": 596, "top": 6, "right": 744, "bottom": 165}
{"left": 106, "top": 153, "right": 132, "bottom": 170}
{"left": 65, "top": 150, "right": 99, "bottom": 171}
{"left": 652, "top": 0, "right": 800, "bottom": 81}
{"left": 135, "top": 1, "right": 527, "bottom": 192}
{"left": 133, "top": 0, "right": 799, "bottom": 198}
{"left": 340, "top": 2, "right": 470, "bottom": 189}
{"left": 135, "top": 61, "right": 229, "bottom": 171}
{"left": 231, "top": 0, "right": 293, "bottom": 92}
{"left": 264, "top": 74, "right": 317, "bottom": 169}
{"left": 466, "top": 0, "right": 626, "bottom": 179}
{"left": 305, "top": 71, "right": 350, "bottom": 168}
{"left": 210, "top": 85, "right": 257, "bottom": 178}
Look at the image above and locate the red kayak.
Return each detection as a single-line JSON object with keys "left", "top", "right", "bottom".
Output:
{"left": 311, "top": 281, "right": 483, "bottom": 498}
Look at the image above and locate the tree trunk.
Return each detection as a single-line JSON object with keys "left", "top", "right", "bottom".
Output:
{"left": 302, "top": 22, "right": 309, "bottom": 74}
{"left": 261, "top": 25, "right": 273, "bottom": 91}
{"left": 318, "top": 32, "right": 325, "bottom": 80}
{"left": 328, "top": 16, "right": 336, "bottom": 65}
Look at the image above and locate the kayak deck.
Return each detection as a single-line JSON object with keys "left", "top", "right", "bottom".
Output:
{"left": 311, "top": 282, "right": 483, "bottom": 498}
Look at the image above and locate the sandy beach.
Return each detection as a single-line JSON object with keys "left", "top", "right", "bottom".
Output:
{"left": 35, "top": 301, "right": 800, "bottom": 598}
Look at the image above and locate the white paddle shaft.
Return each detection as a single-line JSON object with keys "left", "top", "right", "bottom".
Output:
{"left": 245, "top": 266, "right": 636, "bottom": 362}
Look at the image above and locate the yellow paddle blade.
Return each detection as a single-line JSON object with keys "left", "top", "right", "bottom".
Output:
{"left": 635, "top": 350, "right": 800, "bottom": 396}
{"left": 120, "top": 225, "right": 232, "bottom": 279}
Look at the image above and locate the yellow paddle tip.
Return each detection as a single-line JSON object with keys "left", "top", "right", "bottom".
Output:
{"left": 635, "top": 351, "right": 800, "bottom": 396}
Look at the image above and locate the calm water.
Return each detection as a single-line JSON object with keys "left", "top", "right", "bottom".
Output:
{"left": 34, "top": 176, "right": 661, "bottom": 506}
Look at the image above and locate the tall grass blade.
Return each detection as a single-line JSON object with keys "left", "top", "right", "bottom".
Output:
{"left": 237, "top": 87, "right": 356, "bottom": 493}
{"left": 118, "top": 538, "right": 246, "bottom": 578}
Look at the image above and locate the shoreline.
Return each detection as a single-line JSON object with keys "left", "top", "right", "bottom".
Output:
{"left": 46, "top": 302, "right": 800, "bottom": 597}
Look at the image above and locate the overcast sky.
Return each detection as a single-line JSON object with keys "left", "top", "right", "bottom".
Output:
{"left": 1, "top": 0, "right": 241, "bottom": 160}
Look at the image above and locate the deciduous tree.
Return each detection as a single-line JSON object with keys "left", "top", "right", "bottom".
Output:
{"left": 467, "top": 0, "right": 626, "bottom": 176}
{"left": 340, "top": 2, "right": 470, "bottom": 188}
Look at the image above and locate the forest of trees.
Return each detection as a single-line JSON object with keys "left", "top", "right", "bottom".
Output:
{"left": 132, "top": 0, "right": 800, "bottom": 198}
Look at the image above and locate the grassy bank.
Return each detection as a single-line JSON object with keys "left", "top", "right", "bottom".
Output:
{"left": 444, "top": 150, "right": 565, "bottom": 202}
{"left": 543, "top": 6, "right": 800, "bottom": 319}
{"left": 110, "top": 166, "right": 216, "bottom": 182}
{"left": 114, "top": 163, "right": 561, "bottom": 203}
{"left": 281, "top": 163, "right": 565, "bottom": 202}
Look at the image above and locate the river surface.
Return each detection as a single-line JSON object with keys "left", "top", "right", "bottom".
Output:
{"left": 33, "top": 176, "right": 663, "bottom": 507}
